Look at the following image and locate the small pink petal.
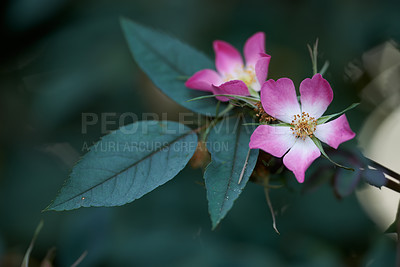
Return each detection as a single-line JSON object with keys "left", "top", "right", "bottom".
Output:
{"left": 249, "top": 125, "right": 297, "bottom": 157}
{"left": 185, "top": 69, "right": 222, "bottom": 92}
{"left": 314, "top": 114, "right": 356, "bottom": 149}
{"left": 213, "top": 40, "right": 243, "bottom": 75}
{"left": 299, "top": 73, "right": 333, "bottom": 119}
{"left": 212, "top": 80, "right": 249, "bottom": 102}
{"left": 283, "top": 137, "right": 321, "bottom": 183}
{"left": 253, "top": 53, "right": 271, "bottom": 92}
{"left": 244, "top": 32, "right": 266, "bottom": 67}
{"left": 260, "top": 78, "right": 301, "bottom": 123}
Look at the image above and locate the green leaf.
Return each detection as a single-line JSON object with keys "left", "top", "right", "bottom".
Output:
{"left": 204, "top": 116, "right": 259, "bottom": 229}
{"left": 120, "top": 18, "right": 222, "bottom": 116}
{"left": 46, "top": 121, "right": 198, "bottom": 211}
{"left": 311, "top": 136, "right": 354, "bottom": 171}
{"left": 317, "top": 103, "right": 359, "bottom": 124}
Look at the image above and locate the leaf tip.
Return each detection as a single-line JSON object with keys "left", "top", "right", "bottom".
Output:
{"left": 41, "top": 204, "right": 52, "bottom": 213}
{"left": 42, "top": 200, "right": 58, "bottom": 212}
{"left": 209, "top": 211, "right": 222, "bottom": 231}
{"left": 211, "top": 220, "right": 220, "bottom": 231}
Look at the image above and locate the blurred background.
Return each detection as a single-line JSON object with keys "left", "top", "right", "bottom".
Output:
{"left": 1, "top": 0, "right": 400, "bottom": 266}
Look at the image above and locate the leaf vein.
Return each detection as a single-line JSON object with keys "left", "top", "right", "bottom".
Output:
{"left": 219, "top": 117, "right": 243, "bottom": 216}
{"left": 51, "top": 130, "right": 195, "bottom": 209}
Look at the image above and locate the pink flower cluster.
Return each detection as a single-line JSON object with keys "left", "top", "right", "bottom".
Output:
{"left": 185, "top": 33, "right": 355, "bottom": 183}
{"left": 185, "top": 32, "right": 270, "bottom": 101}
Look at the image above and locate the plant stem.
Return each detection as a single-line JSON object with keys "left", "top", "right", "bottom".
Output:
{"left": 71, "top": 251, "right": 88, "bottom": 267}
{"left": 201, "top": 104, "right": 234, "bottom": 141}
{"left": 308, "top": 38, "right": 319, "bottom": 75}
{"left": 238, "top": 148, "right": 251, "bottom": 184}
{"left": 319, "top": 61, "right": 330, "bottom": 76}
{"left": 264, "top": 181, "right": 280, "bottom": 234}
{"left": 363, "top": 157, "right": 400, "bottom": 194}
{"left": 385, "top": 180, "right": 400, "bottom": 194}
{"left": 367, "top": 158, "right": 400, "bottom": 182}
{"left": 22, "top": 220, "right": 44, "bottom": 267}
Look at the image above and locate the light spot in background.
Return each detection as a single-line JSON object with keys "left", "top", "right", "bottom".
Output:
{"left": 356, "top": 41, "right": 400, "bottom": 231}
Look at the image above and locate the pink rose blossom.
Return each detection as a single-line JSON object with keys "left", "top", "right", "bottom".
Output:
{"left": 185, "top": 32, "right": 271, "bottom": 102}
{"left": 249, "top": 74, "right": 355, "bottom": 183}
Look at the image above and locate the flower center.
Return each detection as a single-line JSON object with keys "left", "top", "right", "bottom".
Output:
{"left": 224, "top": 66, "right": 256, "bottom": 88}
{"left": 290, "top": 112, "right": 317, "bottom": 140}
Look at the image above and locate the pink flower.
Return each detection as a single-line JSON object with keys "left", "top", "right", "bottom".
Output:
{"left": 185, "top": 33, "right": 271, "bottom": 102}
{"left": 249, "top": 74, "right": 356, "bottom": 183}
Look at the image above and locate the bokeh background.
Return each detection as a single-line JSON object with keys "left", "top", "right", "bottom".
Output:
{"left": 1, "top": 0, "right": 400, "bottom": 266}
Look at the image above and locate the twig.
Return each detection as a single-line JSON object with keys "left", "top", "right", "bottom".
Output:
{"left": 319, "top": 61, "right": 330, "bottom": 76}
{"left": 41, "top": 247, "right": 56, "bottom": 266}
{"left": 238, "top": 148, "right": 251, "bottom": 184}
{"left": 264, "top": 186, "right": 280, "bottom": 234}
{"left": 384, "top": 180, "right": 400, "bottom": 193}
{"left": 307, "top": 38, "right": 319, "bottom": 75}
{"left": 21, "top": 220, "right": 44, "bottom": 267}
{"left": 367, "top": 158, "right": 400, "bottom": 182}
{"left": 364, "top": 157, "right": 400, "bottom": 194}
{"left": 70, "top": 251, "right": 88, "bottom": 267}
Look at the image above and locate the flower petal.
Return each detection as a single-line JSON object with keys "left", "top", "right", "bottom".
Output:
{"left": 252, "top": 53, "right": 271, "bottom": 92}
{"left": 249, "top": 125, "right": 296, "bottom": 157}
{"left": 212, "top": 80, "right": 249, "bottom": 102}
{"left": 185, "top": 69, "right": 222, "bottom": 92}
{"left": 260, "top": 78, "right": 301, "bottom": 123}
{"left": 283, "top": 137, "right": 321, "bottom": 183}
{"left": 314, "top": 114, "right": 356, "bottom": 149}
{"left": 244, "top": 32, "right": 266, "bottom": 67}
{"left": 213, "top": 40, "right": 243, "bottom": 75}
{"left": 299, "top": 73, "right": 333, "bottom": 119}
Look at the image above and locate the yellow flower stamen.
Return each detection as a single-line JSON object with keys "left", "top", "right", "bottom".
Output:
{"left": 290, "top": 112, "right": 317, "bottom": 140}
{"left": 224, "top": 66, "right": 256, "bottom": 88}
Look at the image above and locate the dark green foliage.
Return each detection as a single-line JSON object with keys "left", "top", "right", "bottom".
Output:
{"left": 46, "top": 121, "right": 197, "bottom": 211}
